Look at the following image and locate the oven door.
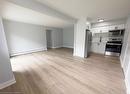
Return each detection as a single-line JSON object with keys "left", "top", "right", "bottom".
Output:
{"left": 105, "top": 43, "right": 122, "bottom": 53}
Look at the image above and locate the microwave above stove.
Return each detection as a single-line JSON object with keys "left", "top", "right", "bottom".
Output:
{"left": 109, "top": 29, "right": 125, "bottom": 37}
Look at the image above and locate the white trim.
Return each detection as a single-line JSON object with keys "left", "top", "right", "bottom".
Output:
{"left": 10, "top": 47, "right": 47, "bottom": 56}
{"left": 0, "top": 77, "right": 16, "bottom": 90}
{"left": 52, "top": 46, "right": 61, "bottom": 49}
{"left": 73, "top": 23, "right": 77, "bottom": 56}
{"left": 120, "top": 56, "right": 123, "bottom": 68}
{"left": 123, "top": 45, "right": 129, "bottom": 68}
{"left": 73, "top": 53, "right": 85, "bottom": 58}
{"left": 125, "top": 61, "right": 130, "bottom": 94}
{"left": 92, "top": 23, "right": 125, "bottom": 28}
{"left": 63, "top": 45, "right": 73, "bottom": 49}
{"left": 49, "top": 46, "right": 62, "bottom": 49}
{"left": 125, "top": 78, "right": 130, "bottom": 94}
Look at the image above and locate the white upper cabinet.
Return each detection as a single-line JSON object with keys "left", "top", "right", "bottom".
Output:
{"left": 117, "top": 24, "right": 125, "bottom": 29}
{"left": 91, "top": 24, "right": 125, "bottom": 35}
{"left": 99, "top": 27, "right": 109, "bottom": 33}
{"left": 109, "top": 24, "right": 125, "bottom": 30}
{"left": 91, "top": 26, "right": 109, "bottom": 36}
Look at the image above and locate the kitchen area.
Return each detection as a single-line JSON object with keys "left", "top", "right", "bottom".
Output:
{"left": 90, "top": 19, "right": 126, "bottom": 56}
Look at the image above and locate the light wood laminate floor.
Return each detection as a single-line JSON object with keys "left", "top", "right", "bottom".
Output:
{"left": 0, "top": 48, "right": 126, "bottom": 94}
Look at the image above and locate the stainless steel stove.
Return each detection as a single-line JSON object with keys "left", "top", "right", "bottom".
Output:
{"left": 105, "top": 40, "right": 122, "bottom": 56}
{"left": 105, "top": 29, "right": 125, "bottom": 56}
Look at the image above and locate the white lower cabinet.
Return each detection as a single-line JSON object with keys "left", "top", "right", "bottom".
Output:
{"left": 91, "top": 42, "right": 106, "bottom": 54}
{"left": 91, "top": 43, "right": 98, "bottom": 53}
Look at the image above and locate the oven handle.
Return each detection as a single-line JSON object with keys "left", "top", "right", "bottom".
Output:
{"left": 106, "top": 43, "right": 122, "bottom": 45}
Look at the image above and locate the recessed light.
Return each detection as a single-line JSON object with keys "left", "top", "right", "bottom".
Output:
{"left": 86, "top": 22, "right": 90, "bottom": 25}
{"left": 98, "top": 19, "right": 104, "bottom": 22}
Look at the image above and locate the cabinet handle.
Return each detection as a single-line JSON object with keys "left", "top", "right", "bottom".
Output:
{"left": 100, "top": 37, "right": 102, "bottom": 42}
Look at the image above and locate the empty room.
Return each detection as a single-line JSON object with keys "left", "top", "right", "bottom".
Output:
{"left": 0, "top": 0, "right": 130, "bottom": 94}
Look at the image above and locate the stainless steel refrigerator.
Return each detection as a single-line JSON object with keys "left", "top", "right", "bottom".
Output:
{"left": 84, "top": 29, "right": 92, "bottom": 58}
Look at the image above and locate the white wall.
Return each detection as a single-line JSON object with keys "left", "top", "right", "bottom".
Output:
{"left": 0, "top": 17, "right": 15, "bottom": 89}
{"left": 126, "top": 64, "right": 130, "bottom": 94}
{"left": 46, "top": 27, "right": 63, "bottom": 48}
{"left": 3, "top": 19, "right": 47, "bottom": 56}
{"left": 120, "top": 16, "right": 130, "bottom": 94}
{"left": 74, "top": 18, "right": 87, "bottom": 57}
{"left": 121, "top": 17, "right": 130, "bottom": 71}
{"left": 63, "top": 26, "right": 74, "bottom": 48}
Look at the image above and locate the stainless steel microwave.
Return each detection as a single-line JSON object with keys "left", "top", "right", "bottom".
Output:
{"left": 109, "top": 29, "right": 125, "bottom": 36}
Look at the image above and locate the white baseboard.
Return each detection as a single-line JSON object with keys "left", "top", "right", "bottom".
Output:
{"left": 49, "top": 46, "right": 62, "bottom": 49}
{"left": 73, "top": 52, "right": 84, "bottom": 58}
{"left": 125, "top": 78, "right": 130, "bottom": 94}
{"left": 10, "top": 47, "right": 47, "bottom": 56}
{"left": 48, "top": 45, "right": 73, "bottom": 49}
{"left": 120, "top": 56, "right": 124, "bottom": 68}
{"left": 0, "top": 77, "right": 16, "bottom": 90}
{"left": 63, "top": 45, "right": 73, "bottom": 49}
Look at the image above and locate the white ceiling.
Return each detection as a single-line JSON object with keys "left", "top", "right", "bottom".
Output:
{"left": 0, "top": 1, "right": 74, "bottom": 28}
{"left": 35, "top": 0, "right": 130, "bottom": 22}
{"left": 1, "top": 0, "right": 130, "bottom": 28}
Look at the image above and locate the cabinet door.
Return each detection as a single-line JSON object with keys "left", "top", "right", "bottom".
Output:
{"left": 91, "top": 42, "right": 106, "bottom": 54}
{"left": 102, "top": 37, "right": 108, "bottom": 43}
{"left": 118, "top": 24, "right": 125, "bottom": 29}
{"left": 109, "top": 24, "right": 125, "bottom": 30}
{"left": 91, "top": 43, "right": 98, "bottom": 53}
{"left": 91, "top": 28, "right": 98, "bottom": 36}
{"left": 92, "top": 37, "right": 100, "bottom": 43}
{"left": 98, "top": 43, "right": 106, "bottom": 54}
{"left": 109, "top": 25, "right": 116, "bottom": 30}
{"left": 99, "top": 27, "right": 109, "bottom": 33}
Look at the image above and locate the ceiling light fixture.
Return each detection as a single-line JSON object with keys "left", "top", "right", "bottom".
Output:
{"left": 86, "top": 22, "right": 90, "bottom": 25}
{"left": 98, "top": 19, "right": 104, "bottom": 22}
